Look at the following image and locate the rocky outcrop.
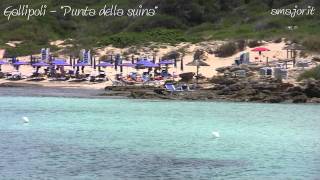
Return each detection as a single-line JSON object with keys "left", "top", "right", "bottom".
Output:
{"left": 103, "top": 78, "right": 320, "bottom": 104}
{"left": 302, "top": 80, "right": 320, "bottom": 98}
{"left": 208, "top": 76, "right": 319, "bottom": 103}
{"left": 292, "top": 95, "right": 308, "bottom": 103}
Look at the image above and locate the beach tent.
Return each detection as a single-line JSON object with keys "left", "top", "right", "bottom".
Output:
{"left": 239, "top": 52, "right": 250, "bottom": 64}
{"left": 259, "top": 67, "right": 272, "bottom": 76}
{"left": 80, "top": 49, "right": 91, "bottom": 64}
{"left": 41, "top": 48, "right": 50, "bottom": 62}
{"left": 274, "top": 67, "right": 288, "bottom": 80}
{"left": 76, "top": 50, "right": 91, "bottom": 73}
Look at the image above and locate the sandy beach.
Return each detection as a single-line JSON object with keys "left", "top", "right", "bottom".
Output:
{"left": 0, "top": 41, "right": 299, "bottom": 80}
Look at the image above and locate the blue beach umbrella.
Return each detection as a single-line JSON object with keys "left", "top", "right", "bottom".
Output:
{"left": 158, "top": 60, "right": 174, "bottom": 72}
{"left": 136, "top": 60, "right": 159, "bottom": 68}
{"left": 0, "top": 60, "right": 7, "bottom": 71}
{"left": 119, "top": 62, "right": 136, "bottom": 74}
{"left": 52, "top": 60, "right": 71, "bottom": 66}
{"left": 32, "top": 61, "right": 50, "bottom": 74}
{"left": 12, "top": 61, "right": 29, "bottom": 71}
{"left": 74, "top": 62, "right": 91, "bottom": 73}
{"left": 0, "top": 60, "right": 8, "bottom": 65}
{"left": 13, "top": 61, "right": 29, "bottom": 66}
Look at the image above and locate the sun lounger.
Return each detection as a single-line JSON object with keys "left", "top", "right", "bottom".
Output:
{"left": 68, "top": 74, "right": 87, "bottom": 82}
{"left": 49, "top": 74, "right": 69, "bottom": 81}
{"left": 165, "top": 83, "right": 183, "bottom": 93}
{"left": 108, "top": 77, "right": 124, "bottom": 86}
{"left": 6, "top": 71, "right": 25, "bottom": 80}
{"left": 95, "top": 72, "right": 107, "bottom": 82}
{"left": 27, "top": 73, "right": 46, "bottom": 81}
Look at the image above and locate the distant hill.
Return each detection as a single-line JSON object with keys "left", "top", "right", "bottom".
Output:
{"left": 0, "top": 0, "right": 319, "bottom": 56}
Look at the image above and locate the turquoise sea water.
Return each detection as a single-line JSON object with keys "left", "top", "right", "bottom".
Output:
{"left": 0, "top": 96, "right": 319, "bottom": 179}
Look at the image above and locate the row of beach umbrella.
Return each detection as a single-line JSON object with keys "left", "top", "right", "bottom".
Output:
{"left": 0, "top": 58, "right": 179, "bottom": 70}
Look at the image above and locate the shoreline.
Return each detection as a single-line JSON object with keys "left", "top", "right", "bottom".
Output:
{"left": 0, "top": 81, "right": 109, "bottom": 99}
{"left": 1, "top": 80, "right": 320, "bottom": 104}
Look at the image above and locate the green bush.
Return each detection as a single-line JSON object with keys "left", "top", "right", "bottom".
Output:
{"left": 215, "top": 42, "right": 238, "bottom": 57}
{"left": 186, "top": 23, "right": 216, "bottom": 34}
{"left": 126, "top": 15, "right": 186, "bottom": 32}
{"left": 247, "top": 40, "right": 262, "bottom": 48}
{"left": 5, "top": 42, "right": 59, "bottom": 57}
{"left": 236, "top": 39, "right": 246, "bottom": 51}
{"left": 100, "top": 29, "right": 199, "bottom": 48}
{"left": 302, "top": 37, "right": 320, "bottom": 52}
{"left": 298, "top": 65, "right": 320, "bottom": 81}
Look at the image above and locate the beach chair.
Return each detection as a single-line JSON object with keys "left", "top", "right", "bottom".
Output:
{"left": 95, "top": 71, "right": 107, "bottom": 82}
{"left": 6, "top": 71, "right": 24, "bottom": 80}
{"left": 49, "top": 73, "right": 69, "bottom": 81}
{"left": 107, "top": 75, "right": 124, "bottom": 86}
{"left": 161, "top": 70, "right": 172, "bottom": 78}
{"left": 165, "top": 83, "right": 183, "bottom": 93}
{"left": 142, "top": 76, "right": 161, "bottom": 86}
{"left": 69, "top": 74, "right": 87, "bottom": 82}
{"left": 129, "top": 72, "right": 138, "bottom": 81}
{"left": 27, "top": 72, "right": 46, "bottom": 81}
{"left": 296, "top": 60, "right": 310, "bottom": 69}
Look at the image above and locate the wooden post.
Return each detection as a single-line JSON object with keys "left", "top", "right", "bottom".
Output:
{"left": 180, "top": 56, "right": 184, "bottom": 71}
{"left": 93, "top": 56, "right": 96, "bottom": 70}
